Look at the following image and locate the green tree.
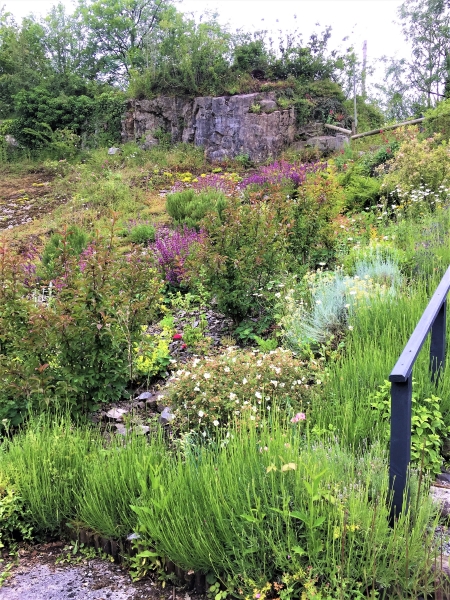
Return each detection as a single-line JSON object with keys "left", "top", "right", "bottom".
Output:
{"left": 0, "top": 13, "right": 50, "bottom": 118}
{"left": 398, "top": 0, "right": 450, "bottom": 107}
{"left": 76, "top": 0, "right": 172, "bottom": 81}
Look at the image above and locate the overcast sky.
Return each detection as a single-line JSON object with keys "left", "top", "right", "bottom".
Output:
{"left": 2, "top": 0, "right": 408, "bottom": 73}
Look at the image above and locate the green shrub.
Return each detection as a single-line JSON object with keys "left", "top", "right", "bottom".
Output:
{"left": 289, "top": 166, "right": 344, "bottom": 267}
{"left": 126, "top": 224, "right": 156, "bottom": 245}
{"left": 188, "top": 196, "right": 291, "bottom": 321}
{"left": 167, "top": 348, "right": 317, "bottom": 434}
{"left": 380, "top": 134, "right": 450, "bottom": 199}
{"left": 338, "top": 166, "right": 381, "bottom": 211}
{"left": 166, "top": 189, "right": 227, "bottom": 230}
{"left": 424, "top": 98, "right": 450, "bottom": 141}
{"left": 0, "top": 226, "right": 163, "bottom": 424}
{"left": 371, "top": 380, "right": 449, "bottom": 475}
{"left": 0, "top": 476, "right": 33, "bottom": 548}
{"left": 41, "top": 225, "right": 89, "bottom": 280}
{"left": 358, "top": 141, "right": 400, "bottom": 176}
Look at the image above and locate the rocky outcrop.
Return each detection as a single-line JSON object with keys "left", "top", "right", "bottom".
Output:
{"left": 122, "top": 92, "right": 297, "bottom": 161}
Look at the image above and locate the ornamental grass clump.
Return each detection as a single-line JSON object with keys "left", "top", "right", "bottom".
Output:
{"left": 167, "top": 348, "right": 319, "bottom": 433}
{"left": 281, "top": 258, "right": 403, "bottom": 351}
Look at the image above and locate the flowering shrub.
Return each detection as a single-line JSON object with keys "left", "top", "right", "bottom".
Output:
{"left": 240, "top": 160, "right": 327, "bottom": 189}
{"left": 0, "top": 226, "right": 163, "bottom": 425}
{"left": 379, "top": 134, "right": 450, "bottom": 199}
{"left": 151, "top": 226, "right": 206, "bottom": 286}
{"left": 170, "top": 172, "right": 240, "bottom": 195}
{"left": 167, "top": 348, "right": 318, "bottom": 433}
{"left": 187, "top": 196, "right": 291, "bottom": 320}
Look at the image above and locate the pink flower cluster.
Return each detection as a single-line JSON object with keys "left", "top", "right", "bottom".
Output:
{"left": 290, "top": 412, "right": 306, "bottom": 423}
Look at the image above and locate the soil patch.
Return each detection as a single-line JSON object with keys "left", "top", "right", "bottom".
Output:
{"left": 0, "top": 174, "right": 64, "bottom": 231}
{"left": 1, "top": 543, "right": 193, "bottom": 600}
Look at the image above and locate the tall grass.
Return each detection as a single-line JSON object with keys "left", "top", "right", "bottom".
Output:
{"left": 0, "top": 415, "right": 92, "bottom": 535}
{"left": 76, "top": 432, "right": 167, "bottom": 539}
{"left": 132, "top": 420, "right": 438, "bottom": 598}
{"left": 318, "top": 260, "right": 450, "bottom": 445}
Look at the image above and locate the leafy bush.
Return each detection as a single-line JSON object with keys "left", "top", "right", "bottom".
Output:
{"left": 338, "top": 166, "right": 381, "bottom": 211}
{"left": 0, "top": 476, "right": 33, "bottom": 548}
{"left": 166, "top": 188, "right": 227, "bottom": 230}
{"left": 380, "top": 134, "right": 450, "bottom": 199}
{"left": 288, "top": 166, "right": 345, "bottom": 267}
{"left": 371, "top": 380, "right": 449, "bottom": 475}
{"left": 40, "top": 225, "right": 89, "bottom": 280}
{"left": 189, "top": 196, "right": 291, "bottom": 321}
{"left": 0, "top": 227, "right": 163, "bottom": 424}
{"left": 424, "top": 98, "right": 450, "bottom": 141}
{"left": 358, "top": 141, "right": 400, "bottom": 176}
{"left": 167, "top": 348, "right": 317, "bottom": 433}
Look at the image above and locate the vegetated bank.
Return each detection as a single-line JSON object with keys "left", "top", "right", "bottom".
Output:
{"left": 2, "top": 95, "right": 450, "bottom": 598}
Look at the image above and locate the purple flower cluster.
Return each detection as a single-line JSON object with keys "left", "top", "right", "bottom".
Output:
{"left": 152, "top": 227, "right": 205, "bottom": 285}
{"left": 241, "top": 160, "right": 327, "bottom": 189}
{"left": 192, "top": 174, "right": 230, "bottom": 192}
{"left": 78, "top": 242, "right": 96, "bottom": 273}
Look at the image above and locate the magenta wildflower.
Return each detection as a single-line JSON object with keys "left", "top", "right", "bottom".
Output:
{"left": 241, "top": 160, "right": 327, "bottom": 189}
{"left": 290, "top": 412, "right": 306, "bottom": 423}
{"left": 151, "top": 227, "right": 205, "bottom": 285}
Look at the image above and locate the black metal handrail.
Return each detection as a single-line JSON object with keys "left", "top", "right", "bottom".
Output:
{"left": 389, "top": 265, "right": 450, "bottom": 519}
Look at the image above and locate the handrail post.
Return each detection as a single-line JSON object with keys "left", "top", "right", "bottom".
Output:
{"left": 430, "top": 299, "right": 447, "bottom": 385}
{"left": 389, "top": 376, "right": 413, "bottom": 521}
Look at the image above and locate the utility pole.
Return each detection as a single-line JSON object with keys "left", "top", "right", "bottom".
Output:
{"left": 353, "top": 59, "right": 358, "bottom": 135}
{"left": 361, "top": 40, "right": 367, "bottom": 99}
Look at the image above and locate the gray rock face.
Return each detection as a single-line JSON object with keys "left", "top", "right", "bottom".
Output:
{"left": 122, "top": 92, "right": 297, "bottom": 162}
{"left": 292, "top": 134, "right": 349, "bottom": 154}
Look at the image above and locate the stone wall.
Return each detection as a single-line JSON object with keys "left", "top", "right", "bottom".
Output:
{"left": 122, "top": 92, "right": 298, "bottom": 162}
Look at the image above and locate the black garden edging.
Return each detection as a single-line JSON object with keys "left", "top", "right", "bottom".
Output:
{"left": 66, "top": 526, "right": 207, "bottom": 594}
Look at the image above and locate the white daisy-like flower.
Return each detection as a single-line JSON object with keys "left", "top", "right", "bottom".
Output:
{"left": 204, "top": 373, "right": 211, "bottom": 379}
{"left": 229, "top": 392, "right": 237, "bottom": 400}
{"left": 198, "top": 410, "right": 204, "bottom": 417}
{"left": 224, "top": 366, "right": 230, "bottom": 373}
{"left": 213, "top": 419, "right": 219, "bottom": 426}
{"left": 255, "top": 392, "right": 262, "bottom": 399}
{"left": 242, "top": 377, "right": 248, "bottom": 384}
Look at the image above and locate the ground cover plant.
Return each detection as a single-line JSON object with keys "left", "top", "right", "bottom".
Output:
{"left": 3, "top": 113, "right": 450, "bottom": 599}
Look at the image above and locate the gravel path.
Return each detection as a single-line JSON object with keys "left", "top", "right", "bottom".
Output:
{"left": 0, "top": 544, "right": 188, "bottom": 600}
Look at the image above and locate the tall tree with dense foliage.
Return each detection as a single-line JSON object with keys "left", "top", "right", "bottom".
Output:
{"left": 76, "top": 0, "right": 173, "bottom": 81}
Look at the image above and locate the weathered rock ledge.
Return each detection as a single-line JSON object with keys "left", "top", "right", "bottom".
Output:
{"left": 122, "top": 92, "right": 342, "bottom": 162}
